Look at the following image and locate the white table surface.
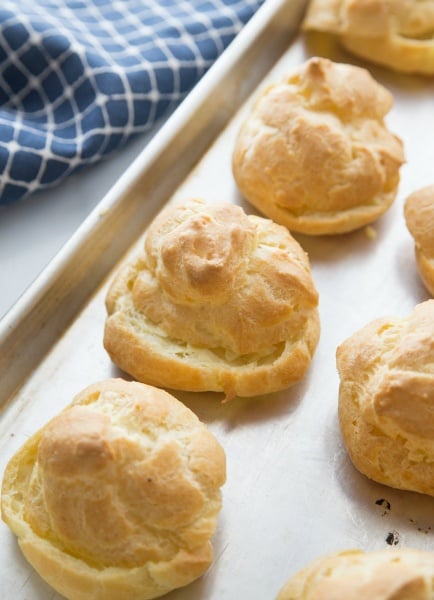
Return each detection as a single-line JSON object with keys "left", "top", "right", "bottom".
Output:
{"left": 0, "top": 128, "right": 162, "bottom": 320}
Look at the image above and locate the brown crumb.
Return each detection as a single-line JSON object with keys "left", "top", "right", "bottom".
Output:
{"left": 364, "top": 225, "right": 377, "bottom": 239}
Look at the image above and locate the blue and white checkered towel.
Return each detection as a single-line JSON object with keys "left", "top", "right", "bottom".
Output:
{"left": 0, "top": 0, "right": 264, "bottom": 206}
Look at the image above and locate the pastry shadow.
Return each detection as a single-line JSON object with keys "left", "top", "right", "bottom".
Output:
{"left": 105, "top": 345, "right": 314, "bottom": 428}
{"left": 331, "top": 429, "right": 434, "bottom": 550}
{"left": 297, "top": 203, "right": 398, "bottom": 271}
{"left": 172, "top": 373, "right": 310, "bottom": 430}
{"left": 233, "top": 187, "right": 394, "bottom": 267}
{"left": 292, "top": 223, "right": 388, "bottom": 266}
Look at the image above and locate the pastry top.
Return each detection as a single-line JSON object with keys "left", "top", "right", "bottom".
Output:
{"left": 302, "top": 0, "right": 434, "bottom": 74}
{"left": 104, "top": 198, "right": 320, "bottom": 398}
{"left": 303, "top": 0, "right": 434, "bottom": 38}
{"left": 131, "top": 199, "right": 317, "bottom": 355}
{"left": 1, "top": 378, "right": 226, "bottom": 600}
{"left": 404, "top": 185, "right": 434, "bottom": 296}
{"left": 277, "top": 548, "right": 434, "bottom": 600}
{"left": 232, "top": 57, "right": 404, "bottom": 235}
{"left": 336, "top": 300, "right": 434, "bottom": 495}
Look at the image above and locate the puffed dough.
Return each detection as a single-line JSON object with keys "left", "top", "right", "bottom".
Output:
{"left": 302, "top": 0, "right": 434, "bottom": 75}
{"left": 1, "top": 378, "right": 226, "bottom": 600}
{"left": 103, "top": 199, "right": 320, "bottom": 399}
{"left": 277, "top": 548, "right": 434, "bottom": 600}
{"left": 404, "top": 185, "right": 434, "bottom": 296}
{"left": 337, "top": 300, "right": 434, "bottom": 496}
{"left": 232, "top": 57, "right": 404, "bottom": 235}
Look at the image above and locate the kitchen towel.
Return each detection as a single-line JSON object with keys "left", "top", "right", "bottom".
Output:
{"left": 0, "top": 0, "right": 265, "bottom": 205}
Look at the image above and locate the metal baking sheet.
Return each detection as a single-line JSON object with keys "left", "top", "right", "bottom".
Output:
{"left": 1, "top": 0, "right": 434, "bottom": 598}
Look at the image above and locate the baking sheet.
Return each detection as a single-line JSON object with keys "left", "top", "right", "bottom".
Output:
{"left": 1, "top": 0, "right": 434, "bottom": 597}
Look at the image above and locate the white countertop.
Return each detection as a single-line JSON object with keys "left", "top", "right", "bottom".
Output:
{"left": 0, "top": 129, "right": 160, "bottom": 320}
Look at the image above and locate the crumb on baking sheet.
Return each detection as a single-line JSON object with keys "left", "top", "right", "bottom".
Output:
{"left": 375, "top": 498, "right": 391, "bottom": 516}
{"left": 385, "top": 530, "right": 400, "bottom": 546}
{"left": 409, "top": 518, "right": 432, "bottom": 535}
{"left": 364, "top": 225, "right": 377, "bottom": 239}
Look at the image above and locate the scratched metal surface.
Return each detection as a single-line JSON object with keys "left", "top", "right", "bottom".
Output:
{"left": 1, "top": 1, "right": 434, "bottom": 598}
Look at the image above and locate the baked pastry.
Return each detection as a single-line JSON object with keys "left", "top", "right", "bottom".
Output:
{"left": 103, "top": 198, "right": 320, "bottom": 399}
{"left": 404, "top": 185, "right": 434, "bottom": 297}
{"left": 1, "top": 378, "right": 226, "bottom": 600}
{"left": 276, "top": 548, "right": 434, "bottom": 599}
{"left": 232, "top": 57, "right": 404, "bottom": 235}
{"left": 302, "top": 0, "right": 434, "bottom": 75}
{"left": 336, "top": 300, "right": 434, "bottom": 496}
